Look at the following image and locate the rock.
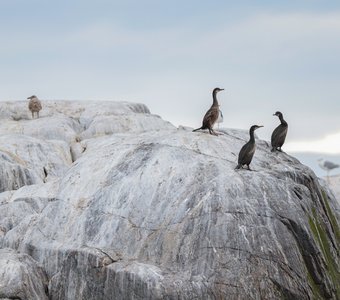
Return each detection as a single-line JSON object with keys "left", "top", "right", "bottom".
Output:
{"left": 324, "top": 175, "right": 340, "bottom": 201}
{"left": 0, "top": 117, "right": 82, "bottom": 144}
{"left": 0, "top": 100, "right": 339, "bottom": 299}
{"left": 0, "top": 248, "right": 48, "bottom": 300}
{"left": 0, "top": 135, "right": 71, "bottom": 192}
{"left": 319, "top": 175, "right": 340, "bottom": 220}
{"left": 0, "top": 100, "right": 150, "bottom": 121}
{"left": 0, "top": 181, "right": 59, "bottom": 247}
{"left": 80, "top": 113, "right": 174, "bottom": 140}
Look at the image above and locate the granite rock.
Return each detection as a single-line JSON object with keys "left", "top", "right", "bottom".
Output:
{"left": 0, "top": 100, "right": 339, "bottom": 299}
{"left": 0, "top": 248, "right": 48, "bottom": 300}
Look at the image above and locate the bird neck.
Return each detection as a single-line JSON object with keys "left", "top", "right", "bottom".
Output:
{"left": 249, "top": 129, "right": 256, "bottom": 142}
{"left": 279, "top": 115, "right": 287, "bottom": 126}
{"left": 212, "top": 90, "right": 219, "bottom": 106}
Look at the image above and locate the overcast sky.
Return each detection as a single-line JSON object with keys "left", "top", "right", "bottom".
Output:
{"left": 1, "top": 0, "right": 340, "bottom": 162}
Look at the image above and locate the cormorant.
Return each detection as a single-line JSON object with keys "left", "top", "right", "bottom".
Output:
{"left": 271, "top": 111, "right": 288, "bottom": 152}
{"left": 193, "top": 87, "right": 224, "bottom": 135}
{"left": 27, "top": 95, "right": 42, "bottom": 119}
{"left": 235, "top": 125, "right": 263, "bottom": 170}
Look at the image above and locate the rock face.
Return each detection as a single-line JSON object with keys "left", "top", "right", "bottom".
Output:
{"left": 0, "top": 248, "right": 48, "bottom": 299}
{"left": 0, "top": 100, "right": 339, "bottom": 299}
{"left": 326, "top": 175, "right": 340, "bottom": 202}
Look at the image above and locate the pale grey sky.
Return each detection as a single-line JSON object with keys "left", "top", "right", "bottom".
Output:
{"left": 1, "top": 1, "right": 340, "bottom": 165}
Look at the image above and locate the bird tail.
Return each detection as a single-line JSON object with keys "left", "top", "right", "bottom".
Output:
{"left": 192, "top": 127, "right": 202, "bottom": 132}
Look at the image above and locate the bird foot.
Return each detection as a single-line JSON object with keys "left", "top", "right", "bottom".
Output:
{"left": 209, "top": 131, "right": 219, "bottom": 136}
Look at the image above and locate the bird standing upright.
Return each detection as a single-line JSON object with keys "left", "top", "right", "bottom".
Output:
{"left": 193, "top": 87, "right": 224, "bottom": 135}
{"left": 271, "top": 111, "right": 288, "bottom": 152}
{"left": 235, "top": 125, "right": 263, "bottom": 170}
{"left": 27, "top": 95, "right": 42, "bottom": 119}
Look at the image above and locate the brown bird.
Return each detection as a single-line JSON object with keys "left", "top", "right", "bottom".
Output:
{"left": 27, "top": 95, "right": 42, "bottom": 119}
{"left": 193, "top": 87, "right": 224, "bottom": 135}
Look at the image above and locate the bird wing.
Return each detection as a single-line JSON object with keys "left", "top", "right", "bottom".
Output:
{"left": 238, "top": 142, "right": 255, "bottom": 165}
{"left": 29, "top": 99, "right": 42, "bottom": 111}
{"left": 324, "top": 161, "right": 339, "bottom": 169}
{"left": 202, "top": 106, "right": 219, "bottom": 128}
{"left": 271, "top": 125, "right": 288, "bottom": 146}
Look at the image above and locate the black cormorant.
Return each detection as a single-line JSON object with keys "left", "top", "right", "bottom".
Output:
{"left": 235, "top": 125, "right": 263, "bottom": 170}
{"left": 271, "top": 111, "right": 288, "bottom": 152}
{"left": 28, "top": 95, "right": 42, "bottom": 119}
{"left": 193, "top": 87, "right": 224, "bottom": 135}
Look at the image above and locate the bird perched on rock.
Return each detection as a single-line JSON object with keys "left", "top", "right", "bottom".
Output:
{"left": 193, "top": 87, "right": 224, "bottom": 135}
{"left": 271, "top": 111, "right": 288, "bottom": 152}
{"left": 235, "top": 125, "right": 263, "bottom": 170}
{"left": 318, "top": 159, "right": 339, "bottom": 177}
{"left": 27, "top": 95, "right": 42, "bottom": 119}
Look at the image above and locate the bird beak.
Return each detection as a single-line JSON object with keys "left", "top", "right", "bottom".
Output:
{"left": 220, "top": 88, "right": 225, "bottom": 91}
{"left": 258, "top": 125, "right": 264, "bottom": 128}
{"left": 273, "top": 114, "right": 276, "bottom": 116}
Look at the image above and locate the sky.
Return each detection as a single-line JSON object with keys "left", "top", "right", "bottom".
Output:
{"left": 1, "top": 0, "right": 340, "bottom": 175}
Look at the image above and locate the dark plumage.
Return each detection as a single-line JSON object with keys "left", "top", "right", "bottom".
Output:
{"left": 193, "top": 87, "right": 224, "bottom": 135}
{"left": 271, "top": 111, "right": 288, "bottom": 152}
{"left": 235, "top": 125, "right": 263, "bottom": 170}
{"left": 27, "top": 95, "right": 42, "bottom": 119}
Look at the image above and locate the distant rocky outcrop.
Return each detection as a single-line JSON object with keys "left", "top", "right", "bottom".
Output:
{"left": 0, "top": 100, "right": 339, "bottom": 299}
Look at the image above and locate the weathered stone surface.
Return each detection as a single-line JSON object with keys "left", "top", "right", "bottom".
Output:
{"left": 0, "top": 100, "right": 339, "bottom": 299}
{"left": 0, "top": 134, "right": 71, "bottom": 192}
{"left": 0, "top": 248, "right": 48, "bottom": 300}
{"left": 325, "top": 175, "right": 340, "bottom": 203}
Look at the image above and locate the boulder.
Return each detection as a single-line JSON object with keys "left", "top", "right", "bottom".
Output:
{"left": 0, "top": 100, "right": 339, "bottom": 299}
{"left": 0, "top": 248, "right": 48, "bottom": 300}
